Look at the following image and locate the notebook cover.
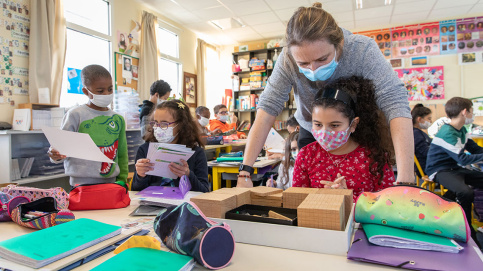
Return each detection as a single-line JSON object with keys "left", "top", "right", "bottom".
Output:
{"left": 0, "top": 218, "right": 121, "bottom": 266}
{"left": 91, "top": 247, "right": 194, "bottom": 271}
{"left": 136, "top": 186, "right": 185, "bottom": 200}
{"left": 348, "top": 228, "right": 483, "bottom": 271}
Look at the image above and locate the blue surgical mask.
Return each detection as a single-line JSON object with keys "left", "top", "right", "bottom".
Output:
{"left": 298, "top": 51, "right": 338, "bottom": 81}
{"left": 291, "top": 150, "right": 298, "bottom": 160}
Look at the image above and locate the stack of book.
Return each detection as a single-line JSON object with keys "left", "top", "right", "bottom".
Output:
{"left": 11, "top": 157, "right": 35, "bottom": 179}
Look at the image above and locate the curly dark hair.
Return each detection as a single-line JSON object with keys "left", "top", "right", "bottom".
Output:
{"left": 411, "top": 104, "right": 431, "bottom": 125}
{"left": 143, "top": 100, "right": 204, "bottom": 149}
{"left": 280, "top": 131, "right": 299, "bottom": 187}
{"left": 312, "top": 76, "right": 394, "bottom": 184}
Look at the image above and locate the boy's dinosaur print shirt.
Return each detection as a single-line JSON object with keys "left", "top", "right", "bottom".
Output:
{"left": 60, "top": 104, "right": 128, "bottom": 185}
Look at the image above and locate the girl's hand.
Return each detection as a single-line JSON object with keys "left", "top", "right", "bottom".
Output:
{"left": 324, "top": 174, "right": 347, "bottom": 189}
{"left": 135, "top": 158, "right": 154, "bottom": 177}
{"left": 169, "top": 159, "right": 190, "bottom": 178}
{"left": 47, "top": 147, "right": 66, "bottom": 161}
{"left": 266, "top": 178, "right": 274, "bottom": 187}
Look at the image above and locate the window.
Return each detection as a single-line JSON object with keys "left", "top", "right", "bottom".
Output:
{"left": 60, "top": 0, "right": 112, "bottom": 108}
{"left": 205, "top": 46, "right": 222, "bottom": 113}
{"left": 157, "top": 24, "right": 182, "bottom": 97}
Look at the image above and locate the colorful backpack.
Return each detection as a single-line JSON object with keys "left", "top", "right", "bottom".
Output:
{"left": 154, "top": 202, "right": 235, "bottom": 270}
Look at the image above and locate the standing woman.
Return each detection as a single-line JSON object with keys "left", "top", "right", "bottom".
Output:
{"left": 237, "top": 3, "right": 414, "bottom": 187}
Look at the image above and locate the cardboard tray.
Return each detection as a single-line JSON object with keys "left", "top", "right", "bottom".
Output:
{"left": 212, "top": 204, "right": 355, "bottom": 256}
{"left": 225, "top": 204, "right": 297, "bottom": 226}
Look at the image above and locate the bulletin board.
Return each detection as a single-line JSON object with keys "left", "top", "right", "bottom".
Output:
{"left": 114, "top": 52, "right": 138, "bottom": 93}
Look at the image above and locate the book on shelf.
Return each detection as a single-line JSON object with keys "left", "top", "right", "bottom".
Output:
{"left": 12, "top": 108, "right": 31, "bottom": 131}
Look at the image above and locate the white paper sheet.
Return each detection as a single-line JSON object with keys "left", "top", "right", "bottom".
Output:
{"left": 42, "top": 127, "right": 114, "bottom": 163}
{"left": 145, "top": 143, "right": 195, "bottom": 179}
{"left": 264, "top": 128, "right": 286, "bottom": 153}
{"left": 38, "top": 87, "right": 50, "bottom": 104}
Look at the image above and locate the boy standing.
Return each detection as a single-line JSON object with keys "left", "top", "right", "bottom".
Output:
{"left": 426, "top": 97, "right": 483, "bottom": 246}
{"left": 209, "top": 104, "right": 246, "bottom": 139}
{"left": 139, "top": 80, "right": 171, "bottom": 138}
{"left": 48, "top": 65, "right": 128, "bottom": 186}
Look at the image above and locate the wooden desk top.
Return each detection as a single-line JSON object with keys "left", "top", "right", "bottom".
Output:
{"left": 0, "top": 192, "right": 397, "bottom": 271}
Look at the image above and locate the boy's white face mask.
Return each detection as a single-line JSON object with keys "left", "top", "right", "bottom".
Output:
{"left": 86, "top": 88, "right": 113, "bottom": 108}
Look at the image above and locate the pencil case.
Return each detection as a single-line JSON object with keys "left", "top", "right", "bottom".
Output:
{"left": 155, "top": 202, "right": 235, "bottom": 269}
{"left": 0, "top": 184, "right": 69, "bottom": 209}
{"left": 11, "top": 197, "right": 75, "bottom": 229}
{"left": 0, "top": 192, "right": 29, "bottom": 222}
{"left": 354, "top": 186, "right": 470, "bottom": 242}
{"left": 69, "top": 182, "right": 130, "bottom": 210}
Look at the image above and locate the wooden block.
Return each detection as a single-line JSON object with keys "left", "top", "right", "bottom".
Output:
{"left": 282, "top": 187, "right": 320, "bottom": 209}
{"left": 316, "top": 188, "right": 353, "bottom": 229}
{"left": 250, "top": 186, "right": 283, "bottom": 197}
{"left": 212, "top": 188, "right": 251, "bottom": 207}
{"left": 297, "top": 194, "right": 345, "bottom": 231}
{"left": 251, "top": 192, "right": 283, "bottom": 207}
{"left": 190, "top": 193, "right": 236, "bottom": 218}
{"left": 268, "top": 210, "right": 291, "bottom": 221}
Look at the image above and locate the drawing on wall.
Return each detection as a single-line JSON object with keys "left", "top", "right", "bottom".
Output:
{"left": 395, "top": 66, "right": 444, "bottom": 101}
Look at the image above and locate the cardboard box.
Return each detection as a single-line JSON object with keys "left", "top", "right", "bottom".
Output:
{"left": 316, "top": 188, "right": 353, "bottom": 230}
{"left": 250, "top": 186, "right": 282, "bottom": 197}
{"left": 212, "top": 203, "right": 355, "bottom": 256}
{"left": 212, "top": 188, "right": 251, "bottom": 207}
{"left": 190, "top": 193, "right": 236, "bottom": 218}
{"left": 251, "top": 192, "right": 283, "bottom": 207}
{"left": 248, "top": 42, "right": 267, "bottom": 51}
{"left": 298, "top": 194, "right": 345, "bottom": 231}
{"left": 282, "top": 187, "right": 320, "bottom": 209}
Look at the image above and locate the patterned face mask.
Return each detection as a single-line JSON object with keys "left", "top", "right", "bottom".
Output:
{"left": 312, "top": 121, "right": 353, "bottom": 152}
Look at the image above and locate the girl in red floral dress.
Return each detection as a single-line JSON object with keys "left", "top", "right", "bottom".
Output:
{"left": 292, "top": 76, "right": 395, "bottom": 201}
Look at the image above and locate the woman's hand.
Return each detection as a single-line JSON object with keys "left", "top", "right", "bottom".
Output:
{"left": 47, "top": 147, "right": 66, "bottom": 161}
{"left": 267, "top": 151, "right": 283, "bottom": 160}
{"left": 169, "top": 159, "right": 190, "bottom": 178}
{"left": 236, "top": 172, "right": 254, "bottom": 188}
{"left": 135, "top": 158, "right": 154, "bottom": 177}
{"left": 323, "top": 174, "right": 348, "bottom": 189}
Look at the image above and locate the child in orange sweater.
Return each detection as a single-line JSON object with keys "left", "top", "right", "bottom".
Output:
{"left": 209, "top": 104, "right": 247, "bottom": 139}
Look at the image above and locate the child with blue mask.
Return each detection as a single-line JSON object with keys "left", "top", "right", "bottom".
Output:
{"left": 132, "top": 100, "right": 209, "bottom": 192}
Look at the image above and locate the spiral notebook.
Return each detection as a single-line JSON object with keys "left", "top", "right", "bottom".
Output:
{"left": 0, "top": 219, "right": 121, "bottom": 268}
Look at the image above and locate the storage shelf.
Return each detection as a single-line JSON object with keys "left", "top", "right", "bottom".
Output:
{"left": 233, "top": 68, "right": 272, "bottom": 75}
{"left": 15, "top": 173, "right": 68, "bottom": 185}
{"left": 234, "top": 109, "right": 257, "bottom": 112}
{"left": 232, "top": 47, "right": 283, "bottom": 56}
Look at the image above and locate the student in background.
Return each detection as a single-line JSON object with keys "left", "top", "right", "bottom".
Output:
{"left": 195, "top": 106, "right": 222, "bottom": 135}
{"left": 293, "top": 76, "right": 395, "bottom": 201}
{"left": 411, "top": 104, "right": 432, "bottom": 174}
{"left": 139, "top": 80, "right": 172, "bottom": 137}
{"left": 267, "top": 132, "right": 299, "bottom": 190}
{"left": 48, "top": 65, "right": 128, "bottom": 186}
{"left": 426, "top": 97, "right": 483, "bottom": 247}
{"left": 286, "top": 115, "right": 300, "bottom": 134}
{"left": 209, "top": 104, "right": 247, "bottom": 139}
{"left": 132, "top": 100, "right": 209, "bottom": 192}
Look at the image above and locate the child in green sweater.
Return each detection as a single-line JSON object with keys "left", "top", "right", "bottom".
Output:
{"left": 48, "top": 64, "right": 128, "bottom": 186}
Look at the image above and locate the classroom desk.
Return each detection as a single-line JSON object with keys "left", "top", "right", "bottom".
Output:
{"left": 204, "top": 141, "right": 247, "bottom": 158}
{"left": 469, "top": 134, "right": 483, "bottom": 148}
{"left": 0, "top": 193, "right": 398, "bottom": 271}
{"left": 208, "top": 158, "right": 281, "bottom": 191}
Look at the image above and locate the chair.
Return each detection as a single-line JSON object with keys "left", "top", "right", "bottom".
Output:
{"left": 126, "top": 172, "right": 134, "bottom": 191}
{"left": 414, "top": 155, "right": 446, "bottom": 195}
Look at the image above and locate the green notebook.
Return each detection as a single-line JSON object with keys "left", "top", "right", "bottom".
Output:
{"left": 363, "top": 223, "right": 463, "bottom": 253}
{"left": 91, "top": 247, "right": 194, "bottom": 271}
{"left": 0, "top": 218, "right": 121, "bottom": 268}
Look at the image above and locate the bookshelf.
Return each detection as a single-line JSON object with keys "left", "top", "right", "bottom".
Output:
{"left": 231, "top": 47, "right": 296, "bottom": 133}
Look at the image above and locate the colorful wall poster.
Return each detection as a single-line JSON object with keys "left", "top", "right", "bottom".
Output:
{"left": 439, "top": 20, "right": 457, "bottom": 55}
{"left": 357, "top": 29, "right": 391, "bottom": 59}
{"left": 391, "top": 22, "right": 440, "bottom": 58}
{"left": 395, "top": 66, "right": 444, "bottom": 101}
{"left": 66, "top": 68, "right": 83, "bottom": 94}
{"left": 456, "top": 17, "right": 483, "bottom": 52}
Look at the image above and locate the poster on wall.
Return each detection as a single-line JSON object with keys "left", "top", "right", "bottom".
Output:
{"left": 456, "top": 17, "right": 483, "bottom": 52}
{"left": 67, "top": 68, "right": 83, "bottom": 94}
{"left": 395, "top": 66, "right": 444, "bottom": 101}
{"left": 357, "top": 29, "right": 391, "bottom": 59}
{"left": 440, "top": 20, "right": 457, "bottom": 55}
{"left": 391, "top": 22, "right": 440, "bottom": 58}
{"left": 458, "top": 51, "right": 483, "bottom": 65}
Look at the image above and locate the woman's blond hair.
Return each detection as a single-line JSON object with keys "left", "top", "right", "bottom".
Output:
{"left": 286, "top": 2, "right": 344, "bottom": 53}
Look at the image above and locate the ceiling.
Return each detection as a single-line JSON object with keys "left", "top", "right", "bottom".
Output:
{"left": 138, "top": 0, "right": 483, "bottom": 46}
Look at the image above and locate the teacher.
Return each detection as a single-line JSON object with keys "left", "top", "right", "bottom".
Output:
{"left": 237, "top": 3, "right": 414, "bottom": 187}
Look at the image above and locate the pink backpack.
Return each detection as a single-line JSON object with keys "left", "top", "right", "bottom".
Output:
{"left": 0, "top": 185, "right": 69, "bottom": 209}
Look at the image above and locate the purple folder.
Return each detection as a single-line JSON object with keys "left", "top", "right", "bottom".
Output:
{"left": 135, "top": 175, "right": 192, "bottom": 200}
{"left": 347, "top": 228, "right": 483, "bottom": 271}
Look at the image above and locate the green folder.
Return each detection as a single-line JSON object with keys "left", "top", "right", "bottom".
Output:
{"left": 363, "top": 223, "right": 463, "bottom": 253}
{"left": 216, "top": 157, "right": 244, "bottom": 162}
{"left": 0, "top": 218, "right": 121, "bottom": 268}
{"left": 91, "top": 247, "right": 194, "bottom": 271}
